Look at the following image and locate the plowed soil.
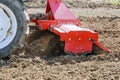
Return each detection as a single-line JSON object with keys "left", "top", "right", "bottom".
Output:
{"left": 0, "top": 0, "right": 120, "bottom": 80}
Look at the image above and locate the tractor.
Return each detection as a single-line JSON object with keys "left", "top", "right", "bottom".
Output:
{"left": 0, "top": 0, "right": 109, "bottom": 63}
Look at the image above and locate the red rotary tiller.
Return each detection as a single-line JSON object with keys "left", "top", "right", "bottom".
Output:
{"left": 30, "top": 0, "right": 109, "bottom": 55}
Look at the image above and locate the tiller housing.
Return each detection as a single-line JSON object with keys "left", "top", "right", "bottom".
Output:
{"left": 30, "top": 0, "right": 109, "bottom": 55}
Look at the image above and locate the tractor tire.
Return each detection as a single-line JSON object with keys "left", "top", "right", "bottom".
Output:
{"left": 0, "top": 0, "right": 26, "bottom": 59}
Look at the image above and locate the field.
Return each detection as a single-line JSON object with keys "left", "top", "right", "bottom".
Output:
{"left": 0, "top": 0, "right": 120, "bottom": 80}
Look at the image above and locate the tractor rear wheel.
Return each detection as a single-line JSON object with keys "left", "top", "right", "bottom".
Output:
{"left": 0, "top": 0, "right": 26, "bottom": 59}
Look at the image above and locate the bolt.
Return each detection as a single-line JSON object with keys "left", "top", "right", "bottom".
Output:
{"left": 88, "top": 38, "right": 91, "bottom": 41}
{"left": 69, "top": 38, "right": 71, "bottom": 40}
{"left": 79, "top": 38, "right": 81, "bottom": 40}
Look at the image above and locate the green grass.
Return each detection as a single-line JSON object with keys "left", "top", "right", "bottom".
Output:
{"left": 110, "top": 0, "right": 120, "bottom": 4}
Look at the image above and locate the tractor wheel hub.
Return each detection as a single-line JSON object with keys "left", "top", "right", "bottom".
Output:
{"left": 0, "top": 3, "right": 17, "bottom": 49}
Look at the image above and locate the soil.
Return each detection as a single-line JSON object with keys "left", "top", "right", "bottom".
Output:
{"left": 25, "top": 0, "right": 120, "bottom": 9}
{"left": 0, "top": 0, "right": 120, "bottom": 80}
